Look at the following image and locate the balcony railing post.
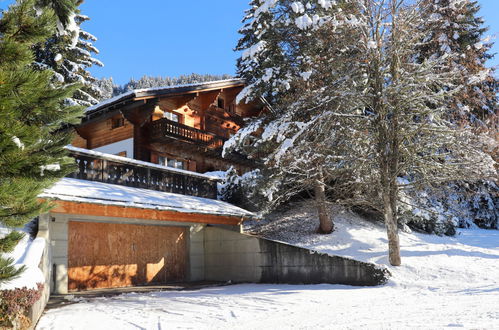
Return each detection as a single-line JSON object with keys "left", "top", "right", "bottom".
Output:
{"left": 182, "top": 175, "right": 187, "bottom": 195}
{"left": 101, "top": 160, "right": 107, "bottom": 183}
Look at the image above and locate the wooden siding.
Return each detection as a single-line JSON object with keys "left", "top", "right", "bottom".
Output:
{"left": 74, "top": 114, "right": 133, "bottom": 150}
{"left": 46, "top": 200, "right": 246, "bottom": 225}
{"left": 72, "top": 133, "right": 87, "bottom": 149}
{"left": 68, "top": 221, "right": 187, "bottom": 290}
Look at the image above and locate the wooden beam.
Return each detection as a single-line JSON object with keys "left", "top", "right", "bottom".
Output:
{"left": 198, "top": 90, "right": 221, "bottom": 110}
{"left": 45, "top": 200, "right": 246, "bottom": 225}
{"left": 163, "top": 94, "right": 198, "bottom": 109}
{"left": 223, "top": 86, "right": 244, "bottom": 106}
{"left": 122, "top": 100, "right": 156, "bottom": 127}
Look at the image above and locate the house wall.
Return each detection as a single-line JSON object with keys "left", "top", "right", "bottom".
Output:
{"left": 73, "top": 115, "right": 133, "bottom": 150}
{"left": 47, "top": 212, "right": 216, "bottom": 294}
{"left": 93, "top": 138, "right": 134, "bottom": 158}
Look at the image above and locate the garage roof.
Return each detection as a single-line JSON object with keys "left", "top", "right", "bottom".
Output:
{"left": 40, "top": 178, "right": 254, "bottom": 218}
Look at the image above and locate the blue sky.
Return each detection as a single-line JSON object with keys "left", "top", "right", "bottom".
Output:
{"left": 1, "top": 1, "right": 498, "bottom": 84}
{"left": 79, "top": 0, "right": 249, "bottom": 84}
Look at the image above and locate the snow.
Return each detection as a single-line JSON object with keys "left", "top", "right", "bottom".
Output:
{"left": 242, "top": 41, "right": 267, "bottom": 61}
{"left": 11, "top": 136, "right": 24, "bottom": 150}
{"left": 0, "top": 225, "right": 45, "bottom": 291}
{"left": 291, "top": 2, "right": 305, "bottom": 14}
{"left": 39, "top": 178, "right": 253, "bottom": 218}
{"left": 367, "top": 40, "right": 377, "bottom": 49}
{"left": 39, "top": 163, "right": 61, "bottom": 176}
{"left": 36, "top": 203, "right": 499, "bottom": 329}
{"left": 254, "top": 0, "right": 278, "bottom": 17}
{"left": 299, "top": 71, "right": 312, "bottom": 81}
{"left": 295, "top": 14, "right": 313, "bottom": 30}
{"left": 318, "top": 0, "right": 334, "bottom": 9}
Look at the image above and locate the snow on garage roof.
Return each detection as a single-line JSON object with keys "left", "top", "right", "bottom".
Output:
{"left": 40, "top": 178, "right": 254, "bottom": 218}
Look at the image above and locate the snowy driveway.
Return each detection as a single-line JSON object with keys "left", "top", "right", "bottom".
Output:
{"left": 36, "top": 282, "right": 498, "bottom": 329}
{"left": 37, "top": 218, "right": 499, "bottom": 330}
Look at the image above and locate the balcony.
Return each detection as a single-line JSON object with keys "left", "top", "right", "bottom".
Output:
{"left": 148, "top": 118, "right": 226, "bottom": 150}
{"left": 66, "top": 146, "right": 219, "bottom": 199}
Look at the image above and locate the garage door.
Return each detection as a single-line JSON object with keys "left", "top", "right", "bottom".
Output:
{"left": 68, "top": 221, "right": 188, "bottom": 291}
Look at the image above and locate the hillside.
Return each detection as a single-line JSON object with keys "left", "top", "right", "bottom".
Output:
{"left": 246, "top": 201, "right": 499, "bottom": 291}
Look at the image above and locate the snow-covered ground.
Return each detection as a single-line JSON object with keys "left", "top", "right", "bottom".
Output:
{"left": 0, "top": 222, "right": 45, "bottom": 291}
{"left": 37, "top": 203, "right": 499, "bottom": 329}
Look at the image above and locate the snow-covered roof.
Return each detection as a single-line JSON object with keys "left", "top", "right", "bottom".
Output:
{"left": 40, "top": 178, "right": 254, "bottom": 218}
{"left": 86, "top": 78, "right": 246, "bottom": 114}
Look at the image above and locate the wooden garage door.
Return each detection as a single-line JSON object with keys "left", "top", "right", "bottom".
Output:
{"left": 68, "top": 221, "right": 188, "bottom": 291}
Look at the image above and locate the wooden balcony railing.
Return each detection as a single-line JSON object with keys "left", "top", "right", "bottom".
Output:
{"left": 149, "top": 118, "right": 226, "bottom": 149}
{"left": 66, "top": 146, "right": 219, "bottom": 199}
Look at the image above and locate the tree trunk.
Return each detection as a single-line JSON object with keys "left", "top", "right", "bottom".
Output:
{"left": 314, "top": 168, "right": 334, "bottom": 234}
{"left": 383, "top": 189, "right": 401, "bottom": 266}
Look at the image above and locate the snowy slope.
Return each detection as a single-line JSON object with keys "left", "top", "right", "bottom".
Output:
{"left": 36, "top": 202, "right": 499, "bottom": 329}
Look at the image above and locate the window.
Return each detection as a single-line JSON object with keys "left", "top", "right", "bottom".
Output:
{"left": 217, "top": 97, "right": 225, "bottom": 109}
{"left": 158, "top": 156, "right": 186, "bottom": 170}
{"left": 111, "top": 117, "right": 125, "bottom": 129}
{"left": 163, "top": 111, "right": 180, "bottom": 122}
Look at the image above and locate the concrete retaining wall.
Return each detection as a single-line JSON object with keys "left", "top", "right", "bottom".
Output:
{"left": 205, "top": 226, "right": 389, "bottom": 286}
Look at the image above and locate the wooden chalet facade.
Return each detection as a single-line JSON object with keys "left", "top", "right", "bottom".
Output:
{"left": 72, "top": 79, "right": 263, "bottom": 174}
{"left": 39, "top": 79, "right": 263, "bottom": 293}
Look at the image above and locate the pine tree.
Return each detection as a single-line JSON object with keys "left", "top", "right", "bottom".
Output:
{"left": 34, "top": 0, "right": 103, "bottom": 107}
{"left": 115, "top": 73, "right": 234, "bottom": 97}
{"left": 228, "top": 0, "right": 363, "bottom": 233}
{"left": 235, "top": 0, "right": 299, "bottom": 106}
{"left": 419, "top": 0, "right": 498, "bottom": 129}
{"left": 94, "top": 77, "right": 117, "bottom": 100}
{"left": 0, "top": 0, "right": 82, "bottom": 283}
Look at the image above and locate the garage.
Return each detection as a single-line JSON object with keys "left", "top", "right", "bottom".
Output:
{"left": 67, "top": 221, "right": 188, "bottom": 291}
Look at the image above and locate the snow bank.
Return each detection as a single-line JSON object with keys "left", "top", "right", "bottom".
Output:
{"left": 0, "top": 226, "right": 45, "bottom": 291}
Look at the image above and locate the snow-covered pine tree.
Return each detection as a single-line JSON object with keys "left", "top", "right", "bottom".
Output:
{"left": 418, "top": 0, "right": 498, "bottom": 129}
{"left": 227, "top": 0, "right": 366, "bottom": 233}
{"left": 94, "top": 77, "right": 118, "bottom": 100}
{"left": 229, "top": 0, "right": 496, "bottom": 265}
{"left": 235, "top": 0, "right": 302, "bottom": 106}
{"left": 0, "top": 0, "right": 82, "bottom": 282}
{"left": 117, "top": 73, "right": 234, "bottom": 96}
{"left": 34, "top": 0, "right": 103, "bottom": 107}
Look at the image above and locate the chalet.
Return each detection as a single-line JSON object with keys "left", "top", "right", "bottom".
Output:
{"left": 38, "top": 79, "right": 264, "bottom": 293}
{"left": 72, "top": 78, "right": 262, "bottom": 173}
{"left": 36, "top": 79, "right": 387, "bottom": 296}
